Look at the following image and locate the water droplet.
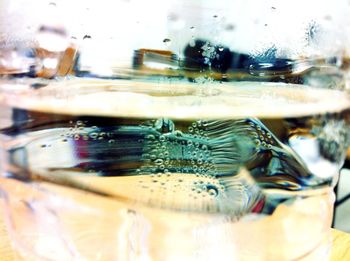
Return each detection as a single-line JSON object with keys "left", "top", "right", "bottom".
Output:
{"left": 189, "top": 39, "right": 196, "bottom": 47}
{"left": 40, "top": 144, "right": 47, "bottom": 148}
{"left": 49, "top": 2, "right": 56, "bottom": 6}
{"left": 213, "top": 15, "right": 218, "bottom": 18}
{"left": 163, "top": 38, "right": 171, "bottom": 46}
{"left": 188, "top": 127, "right": 194, "bottom": 132}
{"left": 187, "top": 140, "right": 193, "bottom": 146}
{"left": 83, "top": 35, "right": 92, "bottom": 40}
{"left": 159, "top": 136, "right": 166, "bottom": 142}
{"left": 225, "top": 24, "right": 235, "bottom": 31}
{"left": 108, "top": 139, "right": 115, "bottom": 144}
{"left": 190, "top": 26, "right": 195, "bottom": 31}
{"left": 62, "top": 139, "right": 68, "bottom": 142}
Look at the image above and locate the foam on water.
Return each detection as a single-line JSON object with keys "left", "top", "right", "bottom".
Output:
{"left": 0, "top": 77, "right": 349, "bottom": 119}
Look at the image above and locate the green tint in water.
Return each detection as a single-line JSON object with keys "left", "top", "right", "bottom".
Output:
{"left": 2, "top": 107, "right": 350, "bottom": 216}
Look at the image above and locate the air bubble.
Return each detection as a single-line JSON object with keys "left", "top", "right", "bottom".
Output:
{"left": 174, "top": 130, "right": 183, "bottom": 136}
{"left": 89, "top": 132, "right": 98, "bottom": 139}
{"left": 108, "top": 139, "right": 115, "bottom": 144}
{"left": 155, "top": 159, "right": 164, "bottom": 165}
{"left": 147, "top": 134, "right": 155, "bottom": 140}
{"left": 218, "top": 47, "right": 224, "bottom": 52}
{"left": 159, "top": 136, "right": 166, "bottom": 142}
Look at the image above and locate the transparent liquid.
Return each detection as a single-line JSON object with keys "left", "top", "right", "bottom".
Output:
{"left": 0, "top": 78, "right": 349, "bottom": 260}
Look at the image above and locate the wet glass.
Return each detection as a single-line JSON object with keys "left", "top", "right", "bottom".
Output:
{"left": 1, "top": 0, "right": 350, "bottom": 260}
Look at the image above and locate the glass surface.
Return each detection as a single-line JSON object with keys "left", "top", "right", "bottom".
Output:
{"left": 1, "top": 0, "right": 350, "bottom": 260}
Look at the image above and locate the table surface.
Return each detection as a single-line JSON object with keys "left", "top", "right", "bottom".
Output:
{"left": 1, "top": 215, "right": 350, "bottom": 260}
